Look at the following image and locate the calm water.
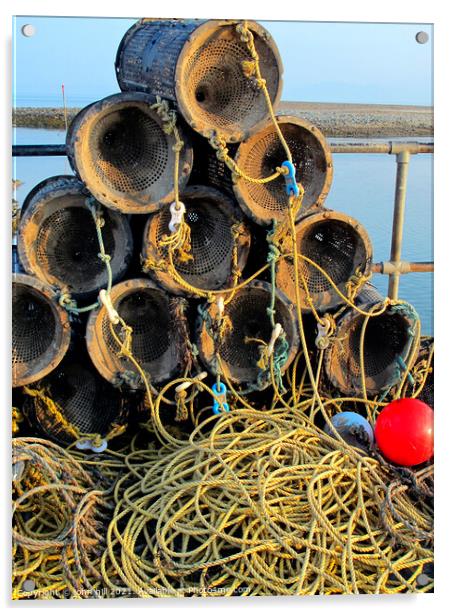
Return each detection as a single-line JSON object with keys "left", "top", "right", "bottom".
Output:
{"left": 12, "top": 128, "right": 433, "bottom": 335}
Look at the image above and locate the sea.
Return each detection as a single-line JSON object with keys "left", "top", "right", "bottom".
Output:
{"left": 12, "top": 127, "right": 434, "bottom": 336}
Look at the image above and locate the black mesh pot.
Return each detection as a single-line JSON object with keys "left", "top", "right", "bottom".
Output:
{"left": 276, "top": 210, "right": 373, "bottom": 313}
{"left": 233, "top": 116, "right": 333, "bottom": 225}
{"left": 197, "top": 280, "right": 299, "bottom": 386}
{"left": 22, "top": 352, "right": 130, "bottom": 446}
{"left": 86, "top": 279, "right": 184, "bottom": 390}
{"left": 142, "top": 185, "right": 250, "bottom": 295}
{"left": 408, "top": 336, "right": 434, "bottom": 409}
{"left": 67, "top": 92, "right": 193, "bottom": 214}
{"left": 12, "top": 274, "right": 71, "bottom": 388}
{"left": 324, "top": 300, "right": 420, "bottom": 396}
{"left": 115, "top": 19, "right": 283, "bottom": 142}
{"left": 17, "top": 176, "right": 133, "bottom": 298}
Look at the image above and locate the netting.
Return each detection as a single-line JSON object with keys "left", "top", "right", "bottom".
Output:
{"left": 183, "top": 32, "right": 279, "bottom": 138}
{"left": 276, "top": 211, "right": 372, "bottom": 312}
{"left": 198, "top": 282, "right": 299, "bottom": 385}
{"left": 86, "top": 279, "right": 182, "bottom": 388}
{"left": 143, "top": 185, "right": 250, "bottom": 294}
{"left": 67, "top": 93, "right": 193, "bottom": 214}
{"left": 402, "top": 336, "right": 434, "bottom": 410}
{"left": 324, "top": 302, "right": 420, "bottom": 396}
{"left": 12, "top": 275, "right": 70, "bottom": 388}
{"left": 24, "top": 359, "right": 128, "bottom": 445}
{"left": 234, "top": 118, "right": 332, "bottom": 224}
{"left": 18, "top": 176, "right": 133, "bottom": 297}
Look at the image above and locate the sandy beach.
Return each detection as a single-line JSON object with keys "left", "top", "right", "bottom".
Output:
{"left": 13, "top": 101, "right": 433, "bottom": 138}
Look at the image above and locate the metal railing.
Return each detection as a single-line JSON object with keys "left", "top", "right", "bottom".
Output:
{"left": 12, "top": 138, "right": 434, "bottom": 300}
{"left": 326, "top": 140, "right": 434, "bottom": 299}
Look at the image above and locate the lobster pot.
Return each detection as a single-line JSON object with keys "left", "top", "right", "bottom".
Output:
{"left": 12, "top": 274, "right": 71, "bottom": 388}
{"left": 324, "top": 301, "right": 420, "bottom": 396}
{"left": 23, "top": 353, "right": 129, "bottom": 446}
{"left": 355, "top": 282, "right": 385, "bottom": 307}
{"left": 411, "top": 336, "right": 434, "bottom": 409}
{"left": 188, "top": 130, "right": 238, "bottom": 196}
{"left": 276, "top": 210, "right": 372, "bottom": 312}
{"left": 86, "top": 279, "right": 183, "bottom": 389}
{"left": 142, "top": 185, "right": 251, "bottom": 295}
{"left": 66, "top": 92, "right": 193, "bottom": 214}
{"left": 115, "top": 19, "right": 283, "bottom": 142}
{"left": 17, "top": 176, "right": 133, "bottom": 298}
{"left": 197, "top": 281, "right": 299, "bottom": 386}
{"left": 234, "top": 116, "right": 333, "bottom": 225}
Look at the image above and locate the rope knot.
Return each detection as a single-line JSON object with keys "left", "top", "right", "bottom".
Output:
{"left": 58, "top": 291, "right": 78, "bottom": 312}
{"left": 175, "top": 389, "right": 189, "bottom": 422}
{"left": 345, "top": 267, "right": 372, "bottom": 301}
{"left": 98, "top": 252, "right": 111, "bottom": 264}
{"left": 241, "top": 59, "right": 257, "bottom": 77}
{"left": 172, "top": 139, "right": 184, "bottom": 153}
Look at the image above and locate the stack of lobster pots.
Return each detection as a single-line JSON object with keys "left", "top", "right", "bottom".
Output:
{"left": 12, "top": 18, "right": 425, "bottom": 447}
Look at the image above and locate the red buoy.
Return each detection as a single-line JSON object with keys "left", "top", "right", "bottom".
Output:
{"left": 375, "top": 398, "right": 434, "bottom": 466}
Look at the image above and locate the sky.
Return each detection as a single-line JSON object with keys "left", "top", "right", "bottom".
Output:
{"left": 12, "top": 16, "right": 433, "bottom": 107}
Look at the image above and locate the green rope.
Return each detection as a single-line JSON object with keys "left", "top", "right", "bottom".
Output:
{"left": 56, "top": 197, "right": 113, "bottom": 315}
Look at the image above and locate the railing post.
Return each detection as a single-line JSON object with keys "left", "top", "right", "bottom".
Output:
{"left": 388, "top": 150, "right": 411, "bottom": 299}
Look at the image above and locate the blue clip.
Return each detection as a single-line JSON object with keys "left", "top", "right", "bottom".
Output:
{"left": 212, "top": 381, "right": 230, "bottom": 415}
{"left": 281, "top": 161, "right": 299, "bottom": 197}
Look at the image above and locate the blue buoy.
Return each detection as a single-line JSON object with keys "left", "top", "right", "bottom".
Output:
{"left": 324, "top": 412, "right": 374, "bottom": 451}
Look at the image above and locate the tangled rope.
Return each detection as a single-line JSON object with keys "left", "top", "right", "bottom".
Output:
{"left": 98, "top": 409, "right": 433, "bottom": 596}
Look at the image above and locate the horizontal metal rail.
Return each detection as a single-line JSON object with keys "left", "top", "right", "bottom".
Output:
{"left": 12, "top": 141, "right": 434, "bottom": 157}
{"left": 11, "top": 139, "right": 434, "bottom": 301}
{"left": 371, "top": 261, "right": 434, "bottom": 275}
{"left": 328, "top": 141, "right": 433, "bottom": 154}
{"left": 13, "top": 144, "right": 67, "bottom": 157}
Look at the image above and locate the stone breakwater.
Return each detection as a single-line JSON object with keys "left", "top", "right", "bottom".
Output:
{"left": 13, "top": 101, "right": 433, "bottom": 137}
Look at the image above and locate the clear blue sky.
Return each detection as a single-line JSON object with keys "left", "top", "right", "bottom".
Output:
{"left": 12, "top": 16, "right": 433, "bottom": 107}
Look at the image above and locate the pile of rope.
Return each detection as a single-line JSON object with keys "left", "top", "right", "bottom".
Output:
{"left": 12, "top": 405, "right": 433, "bottom": 597}
{"left": 12, "top": 438, "right": 126, "bottom": 599}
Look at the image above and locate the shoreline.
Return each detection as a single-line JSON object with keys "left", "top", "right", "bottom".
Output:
{"left": 13, "top": 101, "right": 433, "bottom": 138}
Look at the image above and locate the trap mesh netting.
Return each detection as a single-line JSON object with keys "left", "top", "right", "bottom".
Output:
{"left": 142, "top": 185, "right": 250, "bottom": 295}
{"left": 12, "top": 274, "right": 71, "bottom": 388}
{"left": 116, "top": 19, "right": 282, "bottom": 142}
{"left": 197, "top": 281, "right": 299, "bottom": 386}
{"left": 67, "top": 92, "right": 193, "bottom": 214}
{"left": 324, "top": 300, "right": 420, "bottom": 396}
{"left": 86, "top": 278, "right": 184, "bottom": 389}
{"left": 23, "top": 353, "right": 130, "bottom": 446}
{"left": 234, "top": 116, "right": 333, "bottom": 225}
{"left": 276, "top": 210, "right": 373, "bottom": 312}
{"left": 17, "top": 175, "right": 133, "bottom": 297}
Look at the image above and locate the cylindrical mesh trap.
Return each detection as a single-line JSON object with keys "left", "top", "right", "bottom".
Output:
{"left": 66, "top": 92, "right": 193, "bottom": 214}
{"left": 197, "top": 281, "right": 299, "bottom": 386}
{"left": 233, "top": 116, "right": 333, "bottom": 225}
{"left": 12, "top": 274, "right": 71, "bottom": 388}
{"left": 86, "top": 279, "right": 184, "bottom": 389}
{"left": 324, "top": 300, "right": 420, "bottom": 396}
{"left": 23, "top": 353, "right": 129, "bottom": 446}
{"left": 142, "top": 185, "right": 251, "bottom": 295}
{"left": 410, "top": 336, "right": 434, "bottom": 410}
{"left": 17, "top": 175, "right": 133, "bottom": 298}
{"left": 276, "top": 210, "right": 372, "bottom": 312}
{"left": 115, "top": 19, "right": 283, "bottom": 142}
